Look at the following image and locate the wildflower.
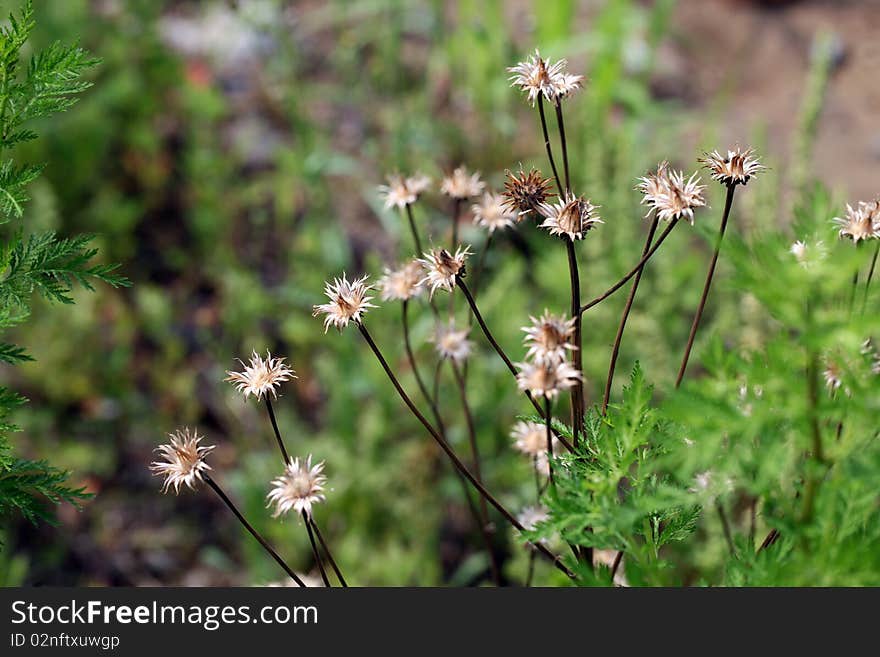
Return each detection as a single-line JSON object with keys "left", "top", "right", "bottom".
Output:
{"left": 790, "top": 239, "right": 826, "bottom": 268}
{"left": 440, "top": 166, "right": 485, "bottom": 200}
{"left": 471, "top": 192, "right": 516, "bottom": 233}
{"left": 522, "top": 311, "right": 576, "bottom": 364}
{"left": 313, "top": 274, "right": 377, "bottom": 332}
{"left": 637, "top": 163, "right": 706, "bottom": 224}
{"left": 534, "top": 441, "right": 560, "bottom": 477}
{"left": 538, "top": 192, "right": 603, "bottom": 240}
{"left": 832, "top": 201, "right": 880, "bottom": 243}
{"left": 267, "top": 455, "right": 327, "bottom": 519}
{"left": 378, "top": 261, "right": 424, "bottom": 302}
{"left": 515, "top": 360, "right": 582, "bottom": 399}
{"left": 517, "top": 505, "right": 550, "bottom": 532}
{"left": 823, "top": 359, "right": 843, "bottom": 393}
{"left": 431, "top": 321, "right": 473, "bottom": 364}
{"left": 699, "top": 147, "right": 765, "bottom": 186}
{"left": 510, "top": 420, "right": 546, "bottom": 457}
{"left": 508, "top": 50, "right": 583, "bottom": 106}
{"left": 418, "top": 246, "right": 471, "bottom": 297}
{"left": 225, "top": 350, "right": 295, "bottom": 401}
{"left": 378, "top": 173, "right": 431, "bottom": 210}
{"left": 501, "top": 167, "right": 555, "bottom": 218}
{"left": 151, "top": 428, "right": 215, "bottom": 494}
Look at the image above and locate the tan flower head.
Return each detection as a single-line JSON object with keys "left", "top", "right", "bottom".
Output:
{"left": 378, "top": 261, "right": 424, "bottom": 302}
{"left": 151, "top": 428, "right": 214, "bottom": 494}
{"left": 517, "top": 504, "right": 550, "bottom": 532}
{"left": 699, "top": 147, "right": 765, "bottom": 186}
{"left": 267, "top": 455, "right": 327, "bottom": 519}
{"left": 790, "top": 239, "right": 826, "bottom": 268}
{"left": 522, "top": 310, "right": 576, "bottom": 364}
{"left": 832, "top": 201, "right": 880, "bottom": 243}
{"left": 431, "top": 321, "right": 473, "bottom": 364}
{"left": 472, "top": 192, "right": 516, "bottom": 233}
{"left": 226, "top": 350, "right": 295, "bottom": 401}
{"left": 378, "top": 173, "right": 431, "bottom": 210}
{"left": 313, "top": 274, "right": 377, "bottom": 332}
{"left": 440, "top": 166, "right": 485, "bottom": 200}
{"left": 508, "top": 49, "right": 583, "bottom": 106}
{"left": 515, "top": 359, "right": 582, "bottom": 399}
{"left": 501, "top": 167, "right": 555, "bottom": 218}
{"left": 823, "top": 359, "right": 843, "bottom": 393}
{"left": 511, "top": 420, "right": 548, "bottom": 457}
{"left": 637, "top": 164, "right": 705, "bottom": 224}
{"left": 418, "top": 245, "right": 471, "bottom": 297}
{"left": 538, "top": 192, "right": 603, "bottom": 240}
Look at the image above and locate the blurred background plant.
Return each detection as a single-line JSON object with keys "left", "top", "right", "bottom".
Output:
{"left": 0, "top": 0, "right": 877, "bottom": 586}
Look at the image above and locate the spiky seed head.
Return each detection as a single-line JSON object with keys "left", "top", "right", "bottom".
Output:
{"left": 515, "top": 360, "right": 582, "bottom": 399}
{"left": 431, "top": 321, "right": 473, "bottom": 364}
{"left": 637, "top": 163, "right": 706, "bottom": 224}
{"left": 699, "top": 147, "right": 765, "bottom": 186}
{"left": 418, "top": 245, "right": 471, "bottom": 297}
{"left": 507, "top": 49, "right": 584, "bottom": 106}
{"left": 313, "top": 274, "right": 377, "bottom": 332}
{"left": 832, "top": 201, "right": 880, "bottom": 243}
{"left": 378, "top": 173, "right": 431, "bottom": 210}
{"left": 521, "top": 311, "right": 576, "bottom": 364}
{"left": 510, "top": 420, "right": 547, "bottom": 457}
{"left": 472, "top": 192, "right": 516, "bottom": 233}
{"left": 267, "top": 455, "right": 327, "bottom": 519}
{"left": 151, "top": 428, "right": 214, "bottom": 494}
{"left": 378, "top": 261, "right": 425, "bottom": 302}
{"left": 538, "top": 192, "right": 603, "bottom": 240}
{"left": 501, "top": 167, "right": 555, "bottom": 218}
{"left": 440, "top": 166, "right": 485, "bottom": 200}
{"left": 225, "top": 350, "right": 296, "bottom": 401}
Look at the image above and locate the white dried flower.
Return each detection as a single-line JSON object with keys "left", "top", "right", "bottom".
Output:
{"left": 418, "top": 245, "right": 471, "bottom": 297}
{"left": 508, "top": 49, "right": 583, "bottom": 106}
{"left": 440, "top": 166, "right": 485, "bottom": 200}
{"left": 790, "top": 239, "right": 826, "bottom": 268}
{"left": 267, "top": 455, "right": 327, "bottom": 519}
{"left": 151, "top": 428, "right": 215, "bottom": 494}
{"left": 515, "top": 360, "right": 582, "bottom": 399}
{"left": 517, "top": 505, "right": 550, "bottom": 532}
{"left": 378, "top": 261, "right": 424, "bottom": 301}
{"left": 472, "top": 192, "right": 516, "bottom": 233}
{"left": 378, "top": 173, "right": 431, "bottom": 210}
{"left": 522, "top": 311, "right": 576, "bottom": 364}
{"left": 699, "top": 147, "right": 765, "bottom": 186}
{"left": 637, "top": 163, "right": 706, "bottom": 224}
{"left": 538, "top": 192, "right": 602, "bottom": 240}
{"left": 225, "top": 350, "right": 295, "bottom": 401}
{"left": 313, "top": 274, "right": 377, "bottom": 332}
{"left": 510, "top": 420, "right": 546, "bottom": 457}
{"left": 832, "top": 201, "right": 880, "bottom": 243}
{"left": 431, "top": 322, "right": 473, "bottom": 364}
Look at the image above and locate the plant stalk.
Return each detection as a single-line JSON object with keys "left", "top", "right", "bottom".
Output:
{"left": 303, "top": 511, "right": 331, "bottom": 587}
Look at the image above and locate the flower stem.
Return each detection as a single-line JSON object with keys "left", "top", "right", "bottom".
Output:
{"left": 553, "top": 100, "right": 571, "bottom": 193}
{"left": 579, "top": 219, "right": 679, "bottom": 315}
{"left": 303, "top": 511, "right": 331, "bottom": 587}
{"left": 602, "top": 217, "right": 659, "bottom": 414}
{"left": 537, "top": 95, "right": 563, "bottom": 196}
{"left": 565, "top": 237, "right": 584, "bottom": 446}
{"left": 716, "top": 501, "right": 736, "bottom": 556}
{"left": 264, "top": 397, "right": 290, "bottom": 464}
{"left": 544, "top": 396, "right": 554, "bottom": 487}
{"left": 863, "top": 241, "right": 880, "bottom": 313}
{"left": 404, "top": 204, "right": 423, "bottom": 255}
{"left": 309, "top": 517, "right": 347, "bottom": 587}
{"left": 403, "top": 301, "right": 444, "bottom": 427}
{"left": 204, "top": 475, "right": 306, "bottom": 587}
{"left": 355, "top": 320, "right": 575, "bottom": 579}
{"left": 675, "top": 184, "right": 736, "bottom": 388}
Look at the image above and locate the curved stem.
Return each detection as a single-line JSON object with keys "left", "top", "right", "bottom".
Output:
{"left": 861, "top": 241, "right": 878, "bottom": 314}
{"left": 303, "top": 512, "right": 331, "bottom": 587}
{"left": 580, "top": 219, "right": 679, "bottom": 315}
{"left": 204, "top": 475, "right": 305, "bottom": 587}
{"left": 602, "top": 217, "right": 659, "bottom": 414}
{"left": 716, "top": 501, "right": 736, "bottom": 556}
{"left": 403, "top": 301, "right": 444, "bottom": 430}
{"left": 565, "top": 238, "right": 584, "bottom": 446}
{"left": 264, "top": 397, "right": 290, "bottom": 464}
{"left": 554, "top": 100, "right": 571, "bottom": 193}
{"left": 537, "top": 95, "right": 563, "bottom": 196}
{"left": 309, "top": 518, "right": 347, "bottom": 587}
{"left": 404, "top": 204, "right": 423, "bottom": 255}
{"left": 675, "top": 184, "right": 736, "bottom": 388}
{"left": 355, "top": 321, "right": 575, "bottom": 579}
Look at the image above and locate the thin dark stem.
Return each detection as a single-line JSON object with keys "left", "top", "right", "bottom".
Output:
{"left": 304, "top": 512, "right": 331, "bottom": 587}
{"left": 602, "top": 218, "right": 659, "bottom": 414}
{"left": 675, "top": 184, "right": 737, "bottom": 388}
{"left": 404, "top": 204, "right": 423, "bottom": 255}
{"left": 204, "top": 475, "right": 306, "bottom": 587}
{"left": 758, "top": 528, "right": 780, "bottom": 552}
{"left": 403, "top": 301, "right": 444, "bottom": 431}
{"left": 610, "top": 550, "right": 624, "bottom": 583}
{"left": 309, "top": 518, "right": 347, "bottom": 587}
{"left": 800, "top": 349, "right": 826, "bottom": 523}
{"left": 264, "top": 397, "right": 290, "bottom": 464}
{"left": 580, "top": 219, "right": 679, "bottom": 315}
{"left": 525, "top": 550, "right": 537, "bottom": 587}
{"left": 848, "top": 269, "right": 859, "bottom": 315}
{"left": 355, "top": 321, "right": 575, "bottom": 579}
{"left": 716, "top": 502, "right": 736, "bottom": 556}
{"left": 471, "top": 232, "right": 494, "bottom": 299}
{"left": 544, "top": 396, "right": 554, "bottom": 487}
{"left": 537, "top": 95, "right": 563, "bottom": 196}
{"left": 748, "top": 499, "right": 757, "bottom": 551}
{"left": 565, "top": 238, "right": 584, "bottom": 446}
{"left": 553, "top": 101, "right": 571, "bottom": 193}
{"left": 863, "top": 241, "right": 880, "bottom": 313}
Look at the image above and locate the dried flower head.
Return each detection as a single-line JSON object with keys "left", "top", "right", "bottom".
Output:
{"left": 823, "top": 359, "right": 843, "bottom": 393}
{"left": 378, "top": 173, "right": 431, "bottom": 210}
{"left": 522, "top": 311, "right": 576, "bottom": 364}
{"left": 313, "top": 274, "right": 377, "bottom": 332}
{"left": 151, "top": 428, "right": 214, "bottom": 494}
{"left": 832, "top": 201, "right": 880, "bottom": 243}
{"left": 225, "top": 350, "right": 295, "bottom": 401}
{"left": 790, "top": 239, "right": 826, "bottom": 268}
{"left": 471, "top": 192, "right": 516, "bottom": 233}
{"left": 538, "top": 192, "right": 603, "bottom": 240}
{"left": 431, "top": 321, "right": 473, "bottom": 364}
{"left": 637, "top": 163, "right": 706, "bottom": 224}
{"left": 418, "top": 245, "right": 471, "bottom": 297}
{"left": 534, "top": 443, "right": 560, "bottom": 478}
{"left": 501, "top": 167, "right": 555, "bottom": 218}
{"left": 440, "top": 166, "right": 485, "bottom": 200}
{"left": 267, "top": 455, "right": 327, "bottom": 519}
{"left": 517, "top": 505, "right": 550, "bottom": 532}
{"left": 378, "top": 261, "right": 424, "bottom": 302}
{"left": 699, "top": 147, "right": 765, "bottom": 186}
{"left": 508, "top": 50, "right": 583, "bottom": 106}
{"left": 510, "top": 420, "right": 547, "bottom": 457}
{"left": 515, "top": 359, "right": 582, "bottom": 399}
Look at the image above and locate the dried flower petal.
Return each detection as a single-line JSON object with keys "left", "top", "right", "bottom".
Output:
{"left": 472, "top": 192, "right": 516, "bottom": 233}
{"left": 418, "top": 246, "right": 471, "bottom": 297}
{"left": 313, "top": 274, "right": 377, "bottom": 332}
{"left": 501, "top": 167, "right": 555, "bottom": 218}
{"left": 267, "top": 455, "right": 327, "bottom": 519}
{"left": 378, "top": 261, "right": 424, "bottom": 301}
{"left": 699, "top": 147, "right": 765, "bottom": 186}
{"left": 538, "top": 192, "right": 603, "bottom": 240}
{"left": 226, "top": 350, "right": 295, "bottom": 401}
{"left": 151, "top": 428, "right": 214, "bottom": 494}
{"left": 440, "top": 166, "right": 485, "bottom": 200}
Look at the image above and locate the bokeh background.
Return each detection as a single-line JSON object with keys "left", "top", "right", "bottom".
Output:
{"left": 1, "top": 0, "right": 876, "bottom": 586}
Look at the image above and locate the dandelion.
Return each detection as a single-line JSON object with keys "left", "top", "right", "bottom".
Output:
{"left": 418, "top": 245, "right": 471, "bottom": 297}
{"left": 151, "top": 428, "right": 215, "bottom": 494}
{"left": 378, "top": 173, "right": 431, "bottom": 210}
{"left": 378, "top": 261, "right": 424, "bottom": 302}
{"left": 501, "top": 167, "right": 555, "bottom": 218}
{"left": 440, "top": 166, "right": 485, "bottom": 200}
{"left": 225, "top": 350, "right": 295, "bottom": 401}
{"left": 431, "top": 321, "right": 473, "bottom": 364}
{"left": 832, "top": 201, "right": 880, "bottom": 243}
{"left": 699, "top": 147, "right": 765, "bottom": 186}
{"left": 637, "top": 164, "right": 706, "bottom": 224}
{"left": 508, "top": 49, "right": 583, "bottom": 106}
{"left": 313, "top": 274, "right": 377, "bottom": 332}
{"left": 538, "top": 192, "right": 603, "bottom": 240}
{"left": 521, "top": 311, "right": 576, "bottom": 364}
{"left": 471, "top": 192, "right": 516, "bottom": 233}
{"left": 267, "top": 455, "right": 327, "bottom": 519}
{"left": 515, "top": 360, "right": 582, "bottom": 399}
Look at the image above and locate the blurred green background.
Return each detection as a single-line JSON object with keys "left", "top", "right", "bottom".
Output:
{"left": 0, "top": 0, "right": 873, "bottom": 585}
